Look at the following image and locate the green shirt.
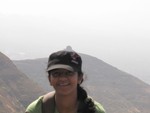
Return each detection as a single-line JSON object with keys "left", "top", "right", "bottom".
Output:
{"left": 26, "top": 96, "right": 105, "bottom": 113}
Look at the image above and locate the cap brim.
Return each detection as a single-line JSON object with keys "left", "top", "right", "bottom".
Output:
{"left": 47, "top": 64, "right": 74, "bottom": 72}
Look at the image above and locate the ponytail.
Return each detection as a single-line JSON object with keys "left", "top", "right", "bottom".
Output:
{"left": 77, "top": 84, "right": 96, "bottom": 113}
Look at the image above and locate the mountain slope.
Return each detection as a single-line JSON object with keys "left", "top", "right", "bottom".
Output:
{"left": 82, "top": 54, "right": 150, "bottom": 113}
{"left": 13, "top": 53, "right": 150, "bottom": 113}
{"left": 0, "top": 52, "right": 45, "bottom": 113}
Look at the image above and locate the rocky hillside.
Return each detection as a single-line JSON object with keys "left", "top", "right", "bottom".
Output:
{"left": 14, "top": 52, "right": 150, "bottom": 113}
{"left": 0, "top": 52, "right": 45, "bottom": 113}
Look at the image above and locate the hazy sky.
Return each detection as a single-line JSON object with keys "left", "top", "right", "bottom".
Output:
{"left": 0, "top": 0, "right": 150, "bottom": 84}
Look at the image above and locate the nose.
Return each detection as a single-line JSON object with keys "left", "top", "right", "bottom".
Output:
{"left": 58, "top": 75, "right": 68, "bottom": 82}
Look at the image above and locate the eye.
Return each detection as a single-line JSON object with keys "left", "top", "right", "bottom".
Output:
{"left": 65, "top": 71, "right": 74, "bottom": 76}
{"left": 51, "top": 71, "right": 61, "bottom": 77}
{"left": 50, "top": 70, "right": 76, "bottom": 78}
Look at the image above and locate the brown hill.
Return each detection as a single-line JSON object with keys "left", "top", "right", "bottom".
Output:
{"left": 14, "top": 53, "right": 150, "bottom": 113}
{"left": 0, "top": 52, "right": 45, "bottom": 113}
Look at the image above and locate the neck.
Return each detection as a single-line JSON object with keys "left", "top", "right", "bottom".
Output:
{"left": 55, "top": 92, "right": 78, "bottom": 113}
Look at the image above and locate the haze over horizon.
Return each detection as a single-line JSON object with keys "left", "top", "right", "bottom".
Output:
{"left": 0, "top": 0, "right": 150, "bottom": 85}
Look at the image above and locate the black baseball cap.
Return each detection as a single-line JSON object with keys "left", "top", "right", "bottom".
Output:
{"left": 47, "top": 50, "right": 82, "bottom": 72}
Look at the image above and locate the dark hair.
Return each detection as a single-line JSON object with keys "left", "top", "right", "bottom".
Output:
{"left": 77, "top": 71, "right": 96, "bottom": 113}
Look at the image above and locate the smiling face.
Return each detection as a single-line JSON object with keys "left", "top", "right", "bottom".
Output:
{"left": 48, "top": 69, "right": 83, "bottom": 96}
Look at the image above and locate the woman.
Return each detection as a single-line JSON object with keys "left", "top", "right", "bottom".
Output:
{"left": 26, "top": 50, "right": 105, "bottom": 113}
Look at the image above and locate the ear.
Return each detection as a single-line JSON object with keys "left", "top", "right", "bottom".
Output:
{"left": 78, "top": 75, "right": 83, "bottom": 84}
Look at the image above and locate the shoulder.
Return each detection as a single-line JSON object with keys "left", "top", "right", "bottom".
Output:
{"left": 25, "top": 96, "right": 43, "bottom": 113}
{"left": 87, "top": 96, "right": 105, "bottom": 113}
{"left": 94, "top": 100, "right": 106, "bottom": 113}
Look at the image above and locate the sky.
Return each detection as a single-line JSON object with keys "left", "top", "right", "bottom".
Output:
{"left": 0, "top": 0, "right": 150, "bottom": 85}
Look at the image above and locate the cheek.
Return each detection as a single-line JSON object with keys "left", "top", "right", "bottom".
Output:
{"left": 72, "top": 76, "right": 82, "bottom": 84}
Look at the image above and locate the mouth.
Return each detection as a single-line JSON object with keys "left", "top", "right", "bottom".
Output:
{"left": 58, "top": 82, "right": 70, "bottom": 86}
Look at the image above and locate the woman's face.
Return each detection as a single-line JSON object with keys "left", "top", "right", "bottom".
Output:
{"left": 48, "top": 69, "right": 82, "bottom": 96}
